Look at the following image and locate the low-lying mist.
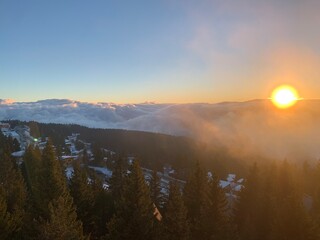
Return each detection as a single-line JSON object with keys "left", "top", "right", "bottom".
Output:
{"left": 1, "top": 99, "right": 320, "bottom": 162}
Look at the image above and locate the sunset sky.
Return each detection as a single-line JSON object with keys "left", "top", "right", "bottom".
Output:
{"left": 1, "top": 0, "right": 319, "bottom": 103}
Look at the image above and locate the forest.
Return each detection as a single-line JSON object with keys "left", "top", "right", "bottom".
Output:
{"left": 1, "top": 126, "right": 320, "bottom": 239}
{"left": 8, "top": 120, "right": 245, "bottom": 177}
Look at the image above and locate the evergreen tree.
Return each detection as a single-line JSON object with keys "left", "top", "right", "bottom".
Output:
{"left": 107, "top": 160, "right": 155, "bottom": 240}
{"left": 37, "top": 140, "right": 68, "bottom": 218}
{"left": 0, "top": 190, "right": 17, "bottom": 239}
{"left": 183, "top": 160, "right": 208, "bottom": 239}
{"left": 81, "top": 148, "right": 89, "bottom": 165}
{"left": 36, "top": 141, "right": 87, "bottom": 239}
{"left": 69, "top": 161, "right": 95, "bottom": 236}
{"left": 93, "top": 144, "right": 104, "bottom": 166}
{"left": 270, "top": 161, "right": 318, "bottom": 240}
{"left": 109, "top": 156, "right": 125, "bottom": 202}
{"left": 200, "top": 173, "right": 234, "bottom": 240}
{"left": 161, "top": 182, "right": 189, "bottom": 240}
{"left": 39, "top": 196, "right": 87, "bottom": 240}
{"left": 150, "top": 169, "right": 163, "bottom": 209}
{"left": 88, "top": 172, "right": 114, "bottom": 238}
{"left": 22, "top": 146, "right": 42, "bottom": 198}
{"left": 21, "top": 146, "right": 43, "bottom": 239}
{"left": 0, "top": 150, "right": 27, "bottom": 239}
{"left": 235, "top": 163, "right": 266, "bottom": 240}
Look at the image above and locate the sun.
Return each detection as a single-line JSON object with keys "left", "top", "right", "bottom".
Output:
{"left": 271, "top": 85, "right": 300, "bottom": 109}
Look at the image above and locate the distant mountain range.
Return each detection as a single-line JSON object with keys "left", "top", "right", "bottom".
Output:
{"left": 1, "top": 99, "right": 320, "bottom": 161}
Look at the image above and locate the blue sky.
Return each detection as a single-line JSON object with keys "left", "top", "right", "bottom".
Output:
{"left": 1, "top": 0, "right": 320, "bottom": 103}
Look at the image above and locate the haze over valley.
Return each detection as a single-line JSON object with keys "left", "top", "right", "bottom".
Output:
{"left": 1, "top": 98, "right": 320, "bottom": 162}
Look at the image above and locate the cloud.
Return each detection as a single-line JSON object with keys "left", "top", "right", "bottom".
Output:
{"left": 1, "top": 99, "right": 320, "bottom": 162}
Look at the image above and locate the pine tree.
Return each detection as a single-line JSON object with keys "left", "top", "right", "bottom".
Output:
{"left": 183, "top": 160, "right": 208, "bottom": 239}
{"left": 235, "top": 163, "right": 265, "bottom": 240}
{"left": 270, "top": 161, "right": 318, "bottom": 240}
{"left": 0, "top": 153, "right": 27, "bottom": 239}
{"left": 39, "top": 196, "right": 87, "bottom": 240}
{"left": 150, "top": 169, "right": 163, "bottom": 209}
{"left": 36, "top": 141, "right": 87, "bottom": 239}
{"left": 20, "top": 146, "right": 43, "bottom": 239}
{"left": 37, "top": 140, "right": 68, "bottom": 218}
{"left": 107, "top": 160, "right": 155, "bottom": 240}
{"left": 22, "top": 146, "right": 42, "bottom": 200}
{"left": 93, "top": 144, "right": 104, "bottom": 166}
{"left": 90, "top": 172, "right": 114, "bottom": 238}
{"left": 0, "top": 187, "right": 19, "bottom": 240}
{"left": 109, "top": 156, "right": 125, "bottom": 202}
{"left": 69, "top": 161, "right": 95, "bottom": 235}
{"left": 81, "top": 148, "right": 89, "bottom": 165}
{"left": 200, "top": 173, "right": 234, "bottom": 240}
{"left": 162, "top": 182, "right": 189, "bottom": 240}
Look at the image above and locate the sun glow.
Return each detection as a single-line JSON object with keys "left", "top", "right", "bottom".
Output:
{"left": 271, "top": 85, "right": 300, "bottom": 109}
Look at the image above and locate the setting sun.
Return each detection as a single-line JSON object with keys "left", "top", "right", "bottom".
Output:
{"left": 271, "top": 85, "right": 300, "bottom": 109}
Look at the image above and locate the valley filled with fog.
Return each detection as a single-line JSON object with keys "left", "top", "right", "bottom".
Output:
{"left": 1, "top": 99, "right": 320, "bottom": 162}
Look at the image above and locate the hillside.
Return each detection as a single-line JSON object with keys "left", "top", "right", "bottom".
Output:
{"left": 7, "top": 120, "right": 245, "bottom": 178}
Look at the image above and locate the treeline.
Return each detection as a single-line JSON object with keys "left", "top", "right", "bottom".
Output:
{"left": 8, "top": 120, "right": 245, "bottom": 177}
{"left": 1, "top": 132, "right": 320, "bottom": 239}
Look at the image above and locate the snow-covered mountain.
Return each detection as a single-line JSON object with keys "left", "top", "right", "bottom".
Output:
{"left": 1, "top": 99, "right": 320, "bottom": 161}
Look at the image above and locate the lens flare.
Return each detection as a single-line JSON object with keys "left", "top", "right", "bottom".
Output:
{"left": 271, "top": 85, "right": 300, "bottom": 109}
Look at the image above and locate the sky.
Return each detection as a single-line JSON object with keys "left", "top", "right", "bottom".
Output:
{"left": 1, "top": 0, "right": 320, "bottom": 103}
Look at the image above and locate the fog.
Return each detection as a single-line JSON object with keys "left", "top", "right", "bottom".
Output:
{"left": 1, "top": 99, "right": 320, "bottom": 162}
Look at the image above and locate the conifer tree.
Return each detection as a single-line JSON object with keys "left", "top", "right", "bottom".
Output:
{"left": 0, "top": 145, "right": 27, "bottom": 240}
{"left": 90, "top": 172, "right": 114, "bottom": 238}
{"left": 22, "top": 146, "right": 42, "bottom": 199}
{"left": 81, "top": 148, "right": 89, "bottom": 165}
{"left": 93, "top": 144, "right": 104, "bottom": 166}
{"left": 0, "top": 187, "right": 21, "bottom": 240}
{"left": 69, "top": 161, "right": 95, "bottom": 235}
{"left": 270, "top": 161, "right": 318, "bottom": 240}
{"left": 36, "top": 141, "right": 87, "bottom": 239}
{"left": 109, "top": 156, "right": 125, "bottom": 202}
{"left": 0, "top": 191, "right": 17, "bottom": 239}
{"left": 107, "top": 160, "right": 155, "bottom": 240}
{"left": 37, "top": 140, "right": 68, "bottom": 218}
{"left": 183, "top": 160, "right": 208, "bottom": 239}
{"left": 39, "top": 196, "right": 87, "bottom": 240}
{"left": 162, "top": 182, "right": 189, "bottom": 240}
{"left": 235, "top": 163, "right": 265, "bottom": 240}
{"left": 150, "top": 169, "right": 163, "bottom": 209}
{"left": 200, "top": 173, "right": 233, "bottom": 240}
{"left": 21, "top": 146, "right": 43, "bottom": 239}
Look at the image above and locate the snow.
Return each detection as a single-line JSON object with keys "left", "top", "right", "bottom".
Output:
{"left": 61, "top": 155, "right": 77, "bottom": 160}
{"left": 234, "top": 185, "right": 243, "bottom": 192}
{"left": 65, "top": 167, "right": 74, "bottom": 179}
{"left": 11, "top": 150, "right": 25, "bottom": 157}
{"left": 237, "top": 178, "right": 244, "bottom": 183}
{"left": 88, "top": 166, "right": 112, "bottom": 178}
{"left": 219, "top": 180, "right": 230, "bottom": 189}
{"left": 227, "top": 174, "right": 236, "bottom": 182}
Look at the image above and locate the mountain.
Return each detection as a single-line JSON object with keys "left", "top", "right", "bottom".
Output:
{"left": 1, "top": 99, "right": 320, "bottom": 162}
